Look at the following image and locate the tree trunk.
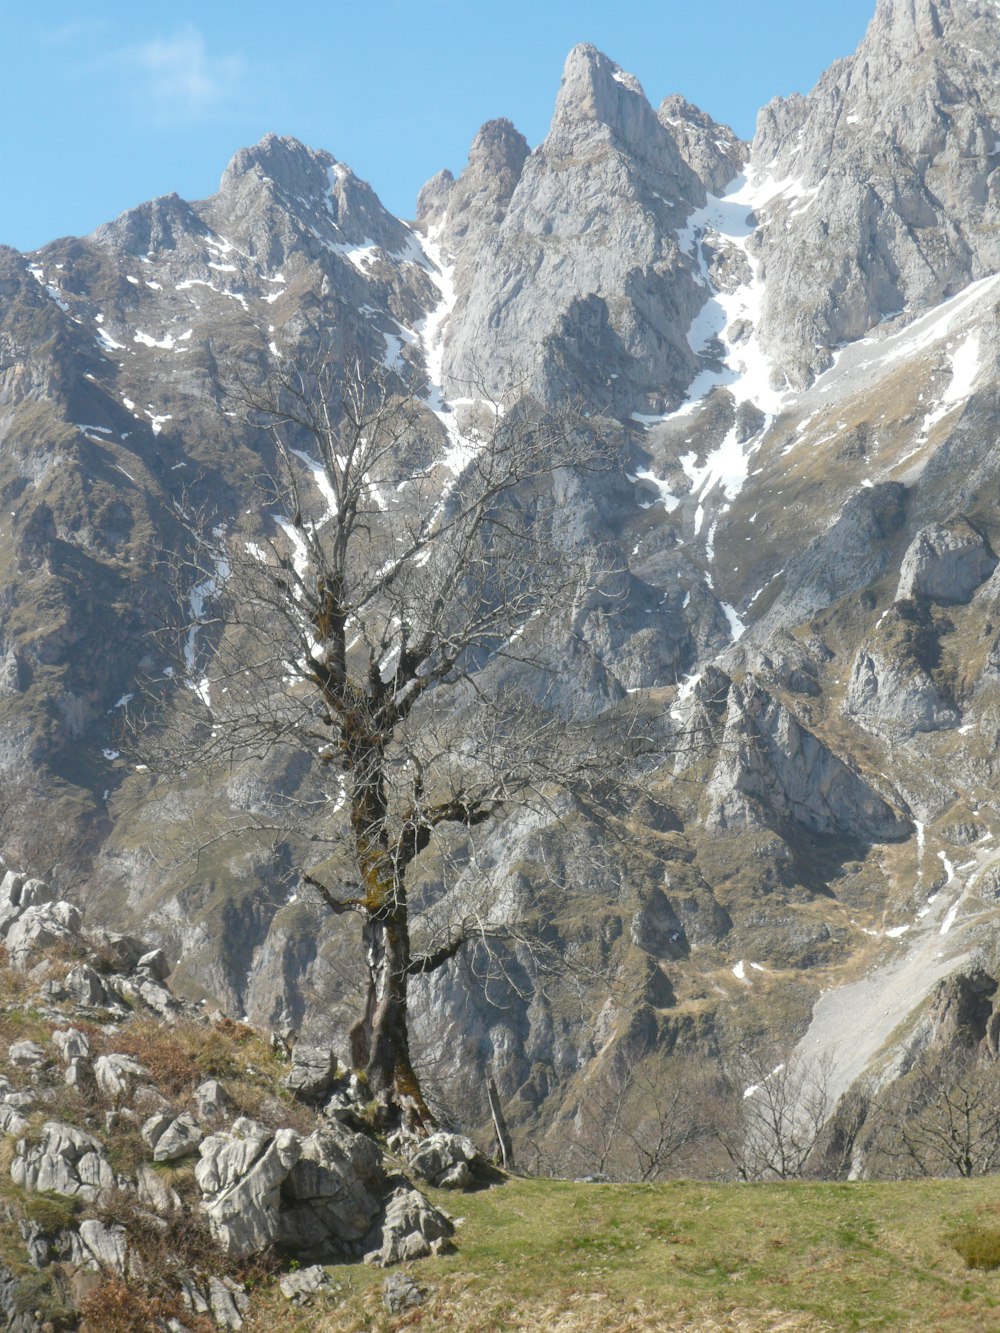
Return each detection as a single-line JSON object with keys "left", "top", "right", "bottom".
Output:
{"left": 354, "top": 913, "right": 435, "bottom": 1134}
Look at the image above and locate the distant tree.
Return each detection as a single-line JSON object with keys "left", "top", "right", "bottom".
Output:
{"left": 712, "top": 1046, "right": 832, "bottom": 1181}
{"left": 563, "top": 1054, "right": 711, "bottom": 1182}
{"left": 871, "top": 1050, "right": 1000, "bottom": 1179}
{"left": 143, "top": 351, "right": 620, "bottom": 1134}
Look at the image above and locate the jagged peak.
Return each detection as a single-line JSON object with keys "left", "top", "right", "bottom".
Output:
{"left": 90, "top": 191, "right": 207, "bottom": 255}
{"left": 552, "top": 44, "right": 649, "bottom": 133}
{"left": 220, "top": 133, "right": 339, "bottom": 198}
{"left": 870, "top": 0, "right": 949, "bottom": 48}
{"left": 466, "top": 117, "right": 530, "bottom": 175}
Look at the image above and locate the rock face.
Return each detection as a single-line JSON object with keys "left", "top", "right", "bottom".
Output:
{"left": 695, "top": 669, "right": 911, "bottom": 842}
{"left": 11, "top": 1123, "right": 116, "bottom": 1202}
{"left": 195, "top": 1117, "right": 391, "bottom": 1258}
{"left": 439, "top": 44, "right": 710, "bottom": 412}
{"left": 750, "top": 0, "right": 1000, "bottom": 387}
{"left": 896, "top": 519, "right": 997, "bottom": 604}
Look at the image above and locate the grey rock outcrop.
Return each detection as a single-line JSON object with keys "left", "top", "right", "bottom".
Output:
{"left": 364, "top": 1184, "right": 455, "bottom": 1267}
{"left": 696, "top": 669, "right": 911, "bottom": 841}
{"left": 658, "top": 95, "right": 747, "bottom": 195}
{"left": 382, "top": 1271, "right": 428, "bottom": 1314}
{"left": 11, "top": 1122, "right": 115, "bottom": 1201}
{"left": 196, "top": 1118, "right": 303, "bottom": 1255}
{"left": 846, "top": 645, "right": 959, "bottom": 735}
{"left": 196, "top": 1117, "right": 386, "bottom": 1259}
{"left": 896, "top": 519, "right": 997, "bottom": 604}
{"left": 4, "top": 901, "right": 80, "bottom": 968}
{"left": 751, "top": 0, "right": 1000, "bottom": 385}
{"left": 282, "top": 1044, "right": 340, "bottom": 1102}
{"left": 278, "top": 1264, "right": 332, "bottom": 1304}
{"left": 405, "top": 1131, "right": 479, "bottom": 1189}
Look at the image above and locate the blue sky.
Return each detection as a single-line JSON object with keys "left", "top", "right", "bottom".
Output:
{"left": 1, "top": 1, "right": 877, "bottom": 252}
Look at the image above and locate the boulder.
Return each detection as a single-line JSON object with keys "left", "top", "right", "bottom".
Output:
{"left": 78, "top": 1219, "right": 128, "bottom": 1276}
{"left": 282, "top": 1045, "right": 340, "bottom": 1101}
{"left": 94, "top": 1053, "right": 149, "bottom": 1101}
{"left": 136, "top": 948, "right": 170, "bottom": 982}
{"left": 195, "top": 1118, "right": 303, "bottom": 1256}
{"left": 208, "top": 1276, "right": 249, "bottom": 1331}
{"left": 0, "top": 873, "right": 53, "bottom": 937}
{"left": 382, "top": 1271, "right": 427, "bottom": 1314}
{"left": 11, "top": 1122, "right": 115, "bottom": 1201}
{"left": 194, "top": 1079, "right": 232, "bottom": 1119}
{"left": 278, "top": 1264, "right": 331, "bottom": 1304}
{"left": 897, "top": 520, "right": 997, "bottom": 605}
{"left": 8, "top": 1041, "right": 47, "bottom": 1070}
{"left": 151, "top": 1114, "right": 203, "bottom": 1164}
{"left": 279, "top": 1124, "right": 386, "bottom": 1253}
{"left": 63, "top": 964, "right": 109, "bottom": 1008}
{"left": 364, "top": 1185, "right": 455, "bottom": 1267}
{"left": 196, "top": 1117, "right": 387, "bottom": 1259}
{"left": 405, "top": 1131, "right": 479, "bottom": 1190}
{"left": 5, "top": 902, "right": 81, "bottom": 966}
{"left": 51, "top": 1028, "right": 90, "bottom": 1064}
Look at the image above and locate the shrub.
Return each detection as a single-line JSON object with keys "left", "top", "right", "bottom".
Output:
{"left": 950, "top": 1226, "right": 1000, "bottom": 1270}
{"left": 20, "top": 1189, "right": 81, "bottom": 1234}
{"left": 12, "top": 1268, "right": 75, "bottom": 1325}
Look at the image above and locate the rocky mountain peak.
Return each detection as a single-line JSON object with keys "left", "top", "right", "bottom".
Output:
{"left": 213, "top": 131, "right": 411, "bottom": 258}
{"left": 551, "top": 44, "right": 662, "bottom": 155}
{"left": 658, "top": 94, "right": 747, "bottom": 195}
{"left": 219, "top": 132, "right": 336, "bottom": 200}
{"left": 869, "top": 0, "right": 950, "bottom": 51}
{"left": 419, "top": 117, "right": 529, "bottom": 247}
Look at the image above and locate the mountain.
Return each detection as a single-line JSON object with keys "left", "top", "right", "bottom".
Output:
{"left": 3, "top": 0, "right": 1000, "bottom": 1166}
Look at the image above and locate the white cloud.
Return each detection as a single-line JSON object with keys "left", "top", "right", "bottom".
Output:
{"left": 39, "top": 19, "right": 110, "bottom": 46}
{"left": 119, "top": 26, "right": 245, "bottom": 125}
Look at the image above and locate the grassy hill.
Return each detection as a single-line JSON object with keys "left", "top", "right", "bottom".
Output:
{"left": 248, "top": 1174, "right": 1000, "bottom": 1332}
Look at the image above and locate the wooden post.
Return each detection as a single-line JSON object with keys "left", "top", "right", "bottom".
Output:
{"left": 486, "top": 1076, "right": 514, "bottom": 1169}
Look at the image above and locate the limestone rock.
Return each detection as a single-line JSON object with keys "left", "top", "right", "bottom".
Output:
{"left": 11, "top": 1122, "right": 115, "bottom": 1201}
{"left": 194, "top": 1079, "right": 232, "bottom": 1119}
{"left": 63, "top": 964, "right": 109, "bottom": 1008}
{"left": 8, "top": 1041, "right": 47, "bottom": 1070}
{"left": 151, "top": 1114, "right": 203, "bottom": 1163}
{"left": 282, "top": 1045, "right": 339, "bottom": 1101}
{"left": 364, "top": 1185, "right": 455, "bottom": 1267}
{"left": 195, "top": 1118, "right": 303, "bottom": 1255}
{"left": 846, "top": 646, "right": 960, "bottom": 736}
{"left": 405, "top": 1131, "right": 479, "bottom": 1190}
{"left": 208, "top": 1275, "right": 249, "bottom": 1331}
{"left": 136, "top": 948, "right": 171, "bottom": 982}
{"left": 51, "top": 1028, "right": 90, "bottom": 1064}
{"left": 280, "top": 1124, "right": 386, "bottom": 1252}
{"left": 78, "top": 1218, "right": 128, "bottom": 1275}
{"left": 896, "top": 520, "right": 997, "bottom": 605}
{"left": 278, "top": 1264, "right": 331, "bottom": 1304}
{"left": 94, "top": 1053, "right": 149, "bottom": 1101}
{"left": 695, "top": 668, "right": 912, "bottom": 841}
{"left": 5, "top": 901, "right": 81, "bottom": 966}
{"left": 382, "top": 1271, "right": 427, "bottom": 1314}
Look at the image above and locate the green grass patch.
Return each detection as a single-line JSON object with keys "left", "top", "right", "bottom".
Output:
{"left": 243, "top": 1175, "right": 1000, "bottom": 1332}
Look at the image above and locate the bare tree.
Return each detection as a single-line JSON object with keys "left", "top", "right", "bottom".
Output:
{"left": 869, "top": 1050, "right": 1000, "bottom": 1179}
{"left": 559, "top": 1055, "right": 711, "bottom": 1182}
{"left": 141, "top": 350, "right": 622, "bottom": 1132}
{"left": 712, "top": 1046, "right": 831, "bottom": 1181}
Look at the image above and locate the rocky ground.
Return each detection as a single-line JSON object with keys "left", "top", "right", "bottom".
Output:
{"left": 0, "top": 853, "right": 492, "bottom": 1331}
